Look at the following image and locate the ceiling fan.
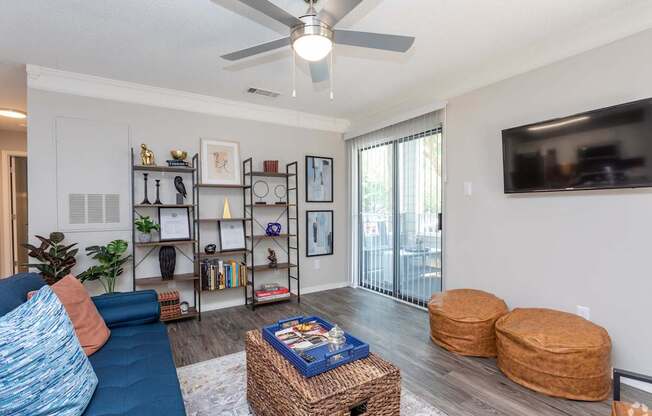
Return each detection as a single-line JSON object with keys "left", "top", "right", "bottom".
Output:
{"left": 220, "top": 0, "right": 415, "bottom": 85}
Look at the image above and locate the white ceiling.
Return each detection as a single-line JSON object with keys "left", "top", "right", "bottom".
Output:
{"left": 0, "top": 62, "right": 26, "bottom": 132}
{"left": 2, "top": 0, "right": 652, "bottom": 124}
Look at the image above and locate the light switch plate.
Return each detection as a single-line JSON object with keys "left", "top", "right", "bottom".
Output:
{"left": 576, "top": 305, "right": 590, "bottom": 320}
{"left": 464, "top": 181, "right": 473, "bottom": 196}
{"left": 314, "top": 259, "right": 320, "bottom": 270}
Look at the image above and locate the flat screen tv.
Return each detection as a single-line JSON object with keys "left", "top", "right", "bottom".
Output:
{"left": 502, "top": 98, "right": 652, "bottom": 193}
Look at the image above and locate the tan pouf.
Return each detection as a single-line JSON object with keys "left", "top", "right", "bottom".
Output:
{"left": 495, "top": 308, "right": 611, "bottom": 401}
{"left": 428, "top": 289, "right": 508, "bottom": 357}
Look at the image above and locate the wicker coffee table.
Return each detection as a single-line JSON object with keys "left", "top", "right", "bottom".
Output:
{"left": 246, "top": 330, "right": 401, "bottom": 416}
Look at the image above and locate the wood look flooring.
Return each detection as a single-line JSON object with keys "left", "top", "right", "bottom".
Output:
{"left": 167, "top": 287, "right": 650, "bottom": 416}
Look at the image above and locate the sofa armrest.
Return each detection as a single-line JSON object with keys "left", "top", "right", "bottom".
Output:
{"left": 92, "top": 290, "right": 160, "bottom": 329}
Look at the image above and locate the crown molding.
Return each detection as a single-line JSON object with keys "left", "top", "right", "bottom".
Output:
{"left": 26, "top": 65, "right": 350, "bottom": 134}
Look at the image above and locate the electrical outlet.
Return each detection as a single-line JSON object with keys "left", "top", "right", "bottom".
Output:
{"left": 576, "top": 305, "right": 590, "bottom": 321}
{"left": 314, "top": 259, "right": 320, "bottom": 270}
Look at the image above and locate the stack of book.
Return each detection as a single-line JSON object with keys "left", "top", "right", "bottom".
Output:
{"left": 166, "top": 159, "right": 190, "bottom": 167}
{"left": 255, "top": 285, "right": 290, "bottom": 302}
{"left": 158, "top": 290, "right": 181, "bottom": 320}
{"left": 201, "top": 259, "right": 248, "bottom": 291}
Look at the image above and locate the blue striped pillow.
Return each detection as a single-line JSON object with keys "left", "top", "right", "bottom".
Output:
{"left": 0, "top": 286, "right": 98, "bottom": 416}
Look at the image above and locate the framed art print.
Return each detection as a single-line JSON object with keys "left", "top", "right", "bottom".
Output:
{"left": 305, "top": 156, "right": 333, "bottom": 202}
{"left": 201, "top": 139, "right": 241, "bottom": 185}
{"left": 158, "top": 207, "right": 192, "bottom": 241}
{"left": 306, "top": 210, "right": 333, "bottom": 257}
{"left": 218, "top": 219, "right": 246, "bottom": 252}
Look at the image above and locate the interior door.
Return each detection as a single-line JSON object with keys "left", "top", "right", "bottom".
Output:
{"left": 10, "top": 156, "right": 28, "bottom": 273}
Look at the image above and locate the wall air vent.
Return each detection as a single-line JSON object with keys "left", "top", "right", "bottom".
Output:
{"left": 246, "top": 87, "right": 280, "bottom": 98}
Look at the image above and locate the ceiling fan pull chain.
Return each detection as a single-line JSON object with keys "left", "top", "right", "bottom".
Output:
{"left": 292, "top": 47, "right": 297, "bottom": 98}
{"left": 329, "top": 48, "right": 334, "bottom": 100}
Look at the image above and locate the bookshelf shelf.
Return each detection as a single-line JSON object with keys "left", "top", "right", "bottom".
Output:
{"left": 195, "top": 183, "right": 246, "bottom": 189}
{"left": 245, "top": 204, "right": 296, "bottom": 208}
{"left": 135, "top": 273, "right": 199, "bottom": 286}
{"left": 133, "top": 165, "right": 195, "bottom": 173}
{"left": 135, "top": 239, "right": 196, "bottom": 247}
{"left": 134, "top": 203, "right": 193, "bottom": 209}
{"left": 247, "top": 234, "right": 296, "bottom": 240}
{"left": 246, "top": 171, "right": 295, "bottom": 178}
{"left": 195, "top": 250, "right": 247, "bottom": 260}
{"left": 250, "top": 263, "right": 297, "bottom": 272}
{"left": 161, "top": 307, "right": 198, "bottom": 322}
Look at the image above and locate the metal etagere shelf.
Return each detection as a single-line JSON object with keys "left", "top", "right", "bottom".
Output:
{"left": 130, "top": 148, "right": 200, "bottom": 322}
{"left": 191, "top": 153, "right": 248, "bottom": 312}
{"left": 242, "top": 158, "right": 300, "bottom": 310}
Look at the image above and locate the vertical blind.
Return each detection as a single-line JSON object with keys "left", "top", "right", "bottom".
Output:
{"left": 346, "top": 111, "right": 444, "bottom": 307}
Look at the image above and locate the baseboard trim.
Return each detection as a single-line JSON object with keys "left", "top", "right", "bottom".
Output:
{"left": 622, "top": 378, "right": 652, "bottom": 395}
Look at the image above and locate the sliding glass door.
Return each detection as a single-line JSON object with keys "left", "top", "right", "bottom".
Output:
{"left": 359, "top": 128, "right": 443, "bottom": 306}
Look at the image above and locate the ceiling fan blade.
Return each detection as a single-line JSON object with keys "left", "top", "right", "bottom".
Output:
{"left": 234, "top": 0, "right": 303, "bottom": 28}
{"left": 318, "top": 0, "right": 364, "bottom": 27}
{"left": 309, "top": 60, "right": 329, "bottom": 83}
{"left": 334, "top": 30, "right": 415, "bottom": 52}
{"left": 221, "top": 37, "right": 290, "bottom": 61}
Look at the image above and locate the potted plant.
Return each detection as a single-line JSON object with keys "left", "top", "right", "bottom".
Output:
{"left": 134, "top": 215, "right": 160, "bottom": 243}
{"left": 78, "top": 240, "right": 132, "bottom": 294}
{"left": 23, "top": 232, "right": 78, "bottom": 285}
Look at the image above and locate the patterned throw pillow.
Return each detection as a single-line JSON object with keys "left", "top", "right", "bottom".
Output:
{"left": 0, "top": 286, "right": 98, "bottom": 416}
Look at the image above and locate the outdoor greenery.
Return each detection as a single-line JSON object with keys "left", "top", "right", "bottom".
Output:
{"left": 78, "top": 240, "right": 131, "bottom": 294}
{"left": 23, "top": 232, "right": 78, "bottom": 285}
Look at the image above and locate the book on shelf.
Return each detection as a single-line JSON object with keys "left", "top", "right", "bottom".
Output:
{"left": 255, "top": 287, "right": 290, "bottom": 302}
{"left": 201, "top": 259, "right": 247, "bottom": 291}
{"left": 255, "top": 287, "right": 290, "bottom": 298}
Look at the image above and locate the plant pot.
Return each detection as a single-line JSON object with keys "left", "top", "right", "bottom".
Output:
{"left": 137, "top": 232, "right": 152, "bottom": 243}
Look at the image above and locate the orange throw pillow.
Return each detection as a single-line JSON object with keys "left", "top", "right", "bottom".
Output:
{"left": 28, "top": 274, "right": 110, "bottom": 356}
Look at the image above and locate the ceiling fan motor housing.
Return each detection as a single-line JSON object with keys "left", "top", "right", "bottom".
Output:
{"left": 291, "top": 14, "right": 333, "bottom": 45}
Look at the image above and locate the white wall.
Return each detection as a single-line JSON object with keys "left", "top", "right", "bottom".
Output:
{"left": 27, "top": 89, "right": 346, "bottom": 311}
{"left": 445, "top": 29, "right": 652, "bottom": 377}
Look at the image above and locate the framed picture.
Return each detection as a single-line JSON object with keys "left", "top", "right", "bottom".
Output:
{"left": 158, "top": 207, "right": 191, "bottom": 241}
{"left": 305, "top": 156, "right": 333, "bottom": 202}
{"left": 218, "top": 219, "right": 246, "bottom": 252}
{"left": 306, "top": 210, "right": 333, "bottom": 257}
{"left": 201, "top": 139, "right": 241, "bottom": 185}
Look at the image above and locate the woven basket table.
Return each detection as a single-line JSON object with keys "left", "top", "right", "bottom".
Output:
{"left": 246, "top": 330, "right": 401, "bottom": 416}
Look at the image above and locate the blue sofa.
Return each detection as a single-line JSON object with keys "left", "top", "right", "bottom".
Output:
{"left": 0, "top": 273, "right": 186, "bottom": 416}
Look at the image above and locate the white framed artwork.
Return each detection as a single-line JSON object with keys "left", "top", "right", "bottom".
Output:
{"left": 201, "top": 139, "right": 241, "bottom": 185}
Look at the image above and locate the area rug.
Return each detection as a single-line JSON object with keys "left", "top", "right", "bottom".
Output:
{"left": 177, "top": 351, "right": 447, "bottom": 416}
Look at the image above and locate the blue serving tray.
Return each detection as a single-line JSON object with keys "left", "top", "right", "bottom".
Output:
{"left": 262, "top": 316, "right": 370, "bottom": 378}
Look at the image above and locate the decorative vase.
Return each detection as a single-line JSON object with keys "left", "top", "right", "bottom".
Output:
{"left": 138, "top": 232, "right": 152, "bottom": 243}
{"left": 159, "top": 246, "right": 176, "bottom": 280}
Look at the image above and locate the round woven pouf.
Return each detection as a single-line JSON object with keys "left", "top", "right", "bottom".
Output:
{"left": 427, "top": 289, "right": 508, "bottom": 357}
{"left": 495, "top": 308, "right": 611, "bottom": 401}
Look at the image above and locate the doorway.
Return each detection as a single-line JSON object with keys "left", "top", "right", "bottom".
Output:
{"left": 2, "top": 151, "right": 28, "bottom": 276}
{"left": 358, "top": 128, "right": 443, "bottom": 307}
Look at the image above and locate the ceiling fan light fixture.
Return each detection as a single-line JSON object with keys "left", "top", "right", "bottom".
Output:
{"left": 0, "top": 109, "right": 26, "bottom": 119}
{"left": 293, "top": 34, "right": 332, "bottom": 61}
{"left": 291, "top": 17, "right": 333, "bottom": 62}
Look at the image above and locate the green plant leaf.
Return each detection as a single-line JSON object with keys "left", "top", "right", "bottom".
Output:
{"left": 50, "top": 232, "right": 65, "bottom": 244}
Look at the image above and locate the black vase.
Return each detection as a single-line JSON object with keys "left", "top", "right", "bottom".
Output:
{"left": 159, "top": 246, "right": 176, "bottom": 280}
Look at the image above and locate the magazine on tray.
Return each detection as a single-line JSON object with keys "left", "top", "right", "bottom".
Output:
{"left": 274, "top": 320, "right": 330, "bottom": 352}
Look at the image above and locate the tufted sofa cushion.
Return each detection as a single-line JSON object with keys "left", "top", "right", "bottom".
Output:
{"left": 84, "top": 322, "right": 185, "bottom": 416}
